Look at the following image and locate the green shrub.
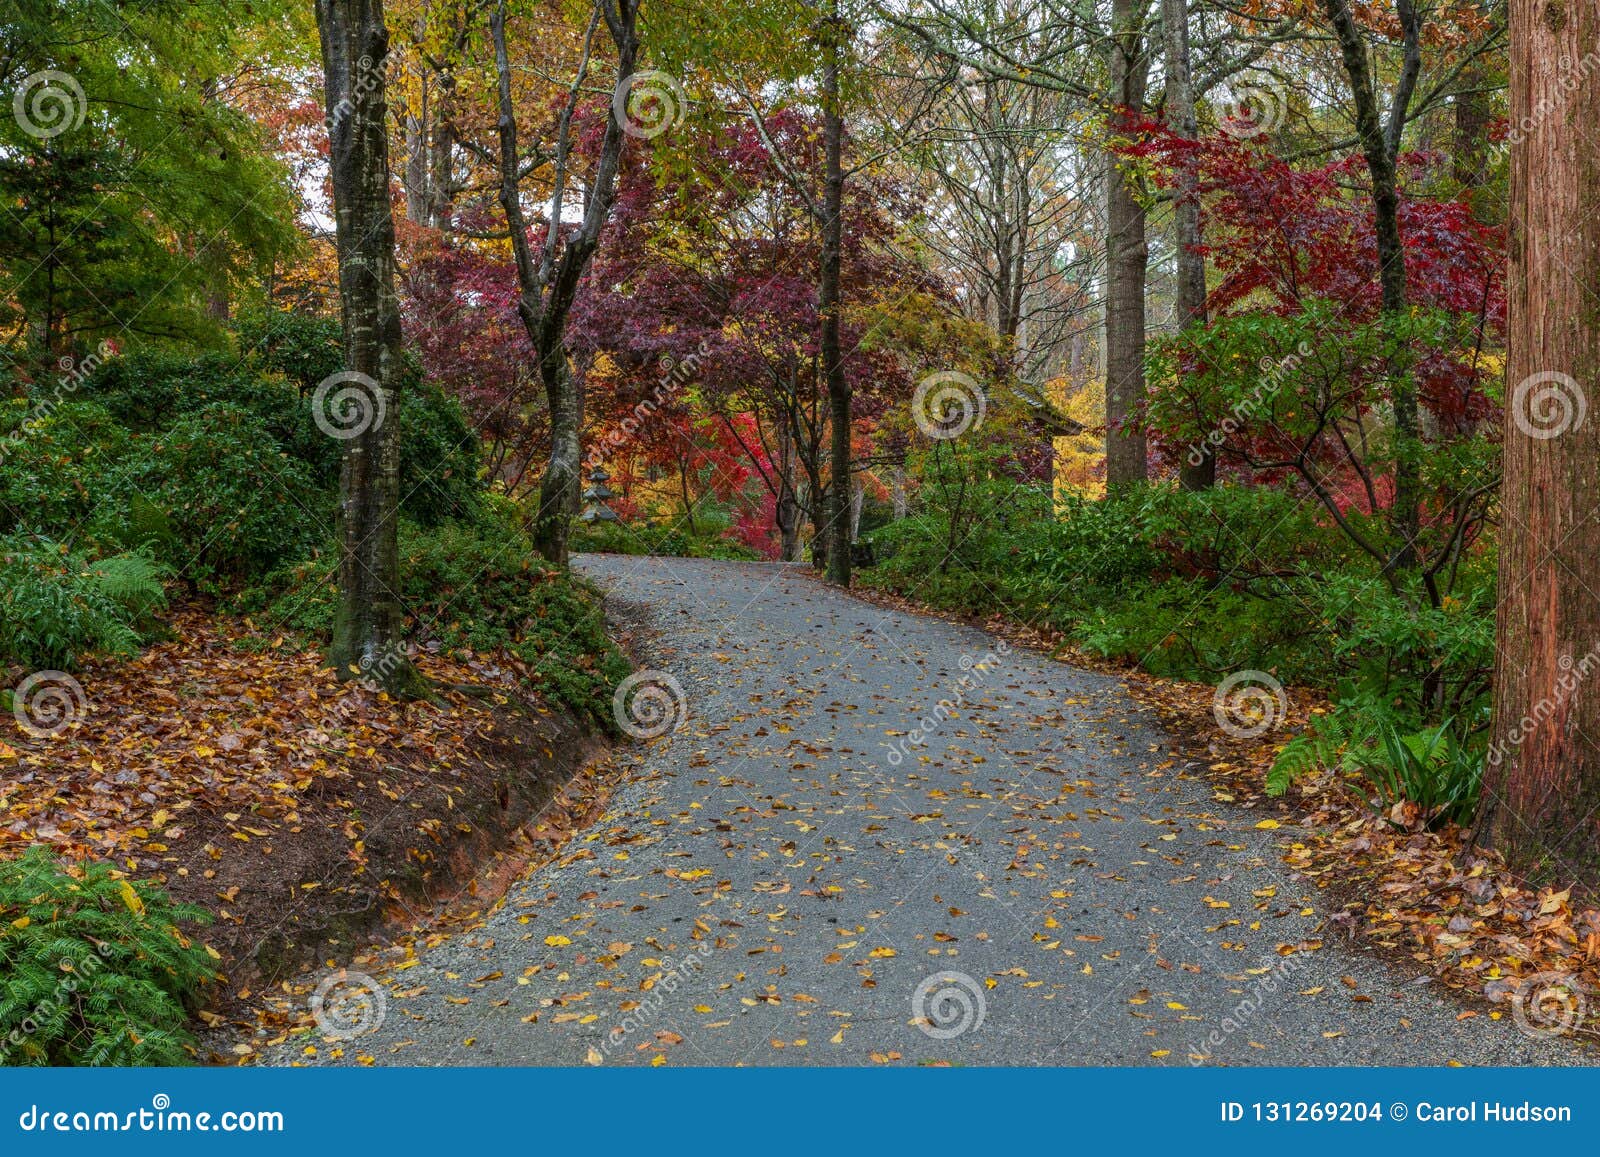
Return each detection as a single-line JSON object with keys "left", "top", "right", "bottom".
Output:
{"left": 570, "top": 516, "right": 764, "bottom": 560}
{"left": 234, "top": 308, "right": 342, "bottom": 393}
{"left": 237, "top": 503, "right": 628, "bottom": 724}
{"left": 0, "top": 848, "right": 215, "bottom": 1067}
{"left": 95, "top": 404, "right": 324, "bottom": 584}
{"left": 1270, "top": 697, "right": 1484, "bottom": 827}
{"left": 78, "top": 345, "right": 483, "bottom": 526}
{"left": 79, "top": 349, "right": 307, "bottom": 438}
{"left": 0, "top": 537, "right": 167, "bottom": 669}
{"left": 0, "top": 402, "right": 132, "bottom": 537}
{"left": 395, "top": 375, "right": 484, "bottom": 527}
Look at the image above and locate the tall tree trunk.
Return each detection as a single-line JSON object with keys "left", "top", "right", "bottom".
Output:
{"left": 1453, "top": 57, "right": 1490, "bottom": 192}
{"left": 1321, "top": 0, "right": 1422, "bottom": 571}
{"left": 819, "top": 3, "right": 852, "bottom": 586}
{"left": 535, "top": 349, "right": 585, "bottom": 561}
{"left": 1481, "top": 0, "right": 1600, "bottom": 875}
{"left": 776, "top": 418, "right": 802, "bottom": 561}
{"left": 315, "top": 0, "right": 426, "bottom": 697}
{"left": 427, "top": 68, "right": 456, "bottom": 226}
{"left": 1104, "top": 0, "right": 1150, "bottom": 490}
{"left": 403, "top": 79, "right": 430, "bottom": 223}
{"left": 1163, "top": 0, "right": 1213, "bottom": 491}
{"left": 491, "top": 0, "right": 638, "bottom": 566}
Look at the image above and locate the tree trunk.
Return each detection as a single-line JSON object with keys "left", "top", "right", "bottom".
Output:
{"left": 819, "top": 4, "right": 852, "bottom": 586}
{"left": 1453, "top": 58, "right": 1490, "bottom": 192}
{"left": 315, "top": 0, "right": 427, "bottom": 697}
{"left": 427, "top": 68, "right": 455, "bottom": 226}
{"left": 1481, "top": 0, "right": 1600, "bottom": 876}
{"left": 1321, "top": 0, "right": 1421, "bottom": 571}
{"left": 776, "top": 418, "right": 802, "bottom": 561}
{"left": 1163, "top": 0, "right": 1213, "bottom": 491}
{"left": 1104, "top": 0, "right": 1150, "bottom": 490}
{"left": 534, "top": 348, "right": 584, "bottom": 562}
{"left": 490, "top": 0, "right": 637, "bottom": 566}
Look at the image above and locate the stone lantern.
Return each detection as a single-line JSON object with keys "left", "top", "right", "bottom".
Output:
{"left": 579, "top": 465, "right": 621, "bottom": 523}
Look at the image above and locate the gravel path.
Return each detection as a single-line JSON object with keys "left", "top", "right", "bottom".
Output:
{"left": 260, "top": 555, "right": 1592, "bottom": 1067}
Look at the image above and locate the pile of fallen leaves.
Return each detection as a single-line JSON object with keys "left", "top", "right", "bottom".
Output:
{"left": 1, "top": 606, "right": 609, "bottom": 1019}
{"left": 1122, "top": 674, "right": 1600, "bottom": 1038}
{"left": 844, "top": 578, "right": 1600, "bottom": 1044}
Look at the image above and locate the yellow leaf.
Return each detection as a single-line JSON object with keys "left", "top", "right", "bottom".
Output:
{"left": 118, "top": 879, "right": 145, "bottom": 915}
{"left": 545, "top": 935, "right": 572, "bottom": 947}
{"left": 1255, "top": 819, "right": 1280, "bottom": 830}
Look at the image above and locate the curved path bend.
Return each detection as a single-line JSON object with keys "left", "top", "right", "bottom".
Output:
{"left": 265, "top": 555, "right": 1590, "bottom": 1067}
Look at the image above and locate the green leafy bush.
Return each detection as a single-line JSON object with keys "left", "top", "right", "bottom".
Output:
{"left": 0, "top": 537, "right": 167, "bottom": 669}
{"left": 0, "top": 402, "right": 132, "bottom": 537}
{"left": 238, "top": 502, "right": 628, "bottom": 724}
{"left": 571, "top": 516, "right": 764, "bottom": 560}
{"left": 1270, "top": 697, "right": 1484, "bottom": 827}
{"left": 234, "top": 308, "right": 342, "bottom": 393}
{"left": 77, "top": 345, "right": 482, "bottom": 526}
{"left": 395, "top": 375, "right": 484, "bottom": 527}
{"left": 95, "top": 404, "right": 324, "bottom": 584}
{"left": 0, "top": 848, "right": 215, "bottom": 1067}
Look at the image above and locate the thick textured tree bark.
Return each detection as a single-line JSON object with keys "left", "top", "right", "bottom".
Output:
{"left": 491, "top": 0, "right": 637, "bottom": 565}
{"left": 819, "top": 7, "right": 852, "bottom": 587}
{"left": 1481, "top": 0, "right": 1600, "bottom": 876}
{"left": 1104, "top": 0, "right": 1149, "bottom": 490}
{"left": 1321, "top": 0, "right": 1421, "bottom": 570}
{"left": 1163, "top": 0, "right": 1212, "bottom": 490}
{"left": 316, "top": 0, "right": 427, "bottom": 697}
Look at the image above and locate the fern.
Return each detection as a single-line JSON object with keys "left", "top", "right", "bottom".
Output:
{"left": 0, "top": 848, "right": 215, "bottom": 1066}
{"left": 0, "top": 537, "right": 166, "bottom": 669}
{"left": 84, "top": 552, "right": 168, "bottom": 616}
{"left": 1266, "top": 694, "right": 1485, "bottom": 826}
{"left": 1268, "top": 709, "right": 1368, "bottom": 796}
